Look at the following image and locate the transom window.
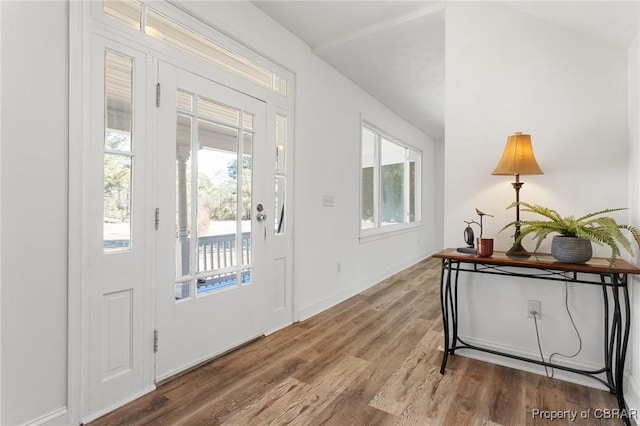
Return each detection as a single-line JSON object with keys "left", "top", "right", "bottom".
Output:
{"left": 361, "top": 123, "right": 421, "bottom": 237}
{"left": 104, "top": 0, "right": 289, "bottom": 96}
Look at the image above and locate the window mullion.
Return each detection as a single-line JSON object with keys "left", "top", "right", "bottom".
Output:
{"left": 104, "top": 149, "right": 135, "bottom": 158}
{"left": 404, "top": 148, "right": 410, "bottom": 224}
{"left": 415, "top": 154, "right": 422, "bottom": 222}
{"left": 373, "top": 133, "right": 381, "bottom": 228}
{"left": 139, "top": 1, "right": 147, "bottom": 33}
{"left": 189, "top": 102, "right": 198, "bottom": 297}
{"left": 236, "top": 112, "right": 243, "bottom": 284}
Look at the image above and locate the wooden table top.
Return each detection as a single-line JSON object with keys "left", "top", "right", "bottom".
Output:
{"left": 433, "top": 248, "right": 640, "bottom": 275}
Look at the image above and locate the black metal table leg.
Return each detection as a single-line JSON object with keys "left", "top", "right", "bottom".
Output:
{"left": 611, "top": 273, "right": 631, "bottom": 426}
{"left": 451, "top": 261, "right": 460, "bottom": 353}
{"left": 439, "top": 259, "right": 451, "bottom": 374}
{"left": 621, "top": 277, "right": 632, "bottom": 426}
{"left": 601, "top": 276, "right": 614, "bottom": 389}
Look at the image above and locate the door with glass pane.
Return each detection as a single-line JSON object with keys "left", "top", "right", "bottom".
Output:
{"left": 87, "top": 38, "right": 152, "bottom": 417}
{"left": 155, "top": 63, "right": 267, "bottom": 380}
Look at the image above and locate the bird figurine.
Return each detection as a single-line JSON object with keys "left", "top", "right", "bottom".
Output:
{"left": 475, "top": 208, "right": 494, "bottom": 218}
{"left": 457, "top": 208, "right": 493, "bottom": 255}
{"left": 475, "top": 208, "right": 492, "bottom": 238}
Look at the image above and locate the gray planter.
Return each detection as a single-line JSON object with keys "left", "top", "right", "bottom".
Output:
{"left": 551, "top": 235, "right": 592, "bottom": 263}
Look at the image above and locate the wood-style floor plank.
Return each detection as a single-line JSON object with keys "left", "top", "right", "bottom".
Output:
{"left": 369, "top": 331, "right": 441, "bottom": 416}
{"left": 90, "top": 257, "right": 624, "bottom": 426}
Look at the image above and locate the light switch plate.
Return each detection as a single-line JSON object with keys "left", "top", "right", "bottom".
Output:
{"left": 322, "top": 195, "right": 335, "bottom": 207}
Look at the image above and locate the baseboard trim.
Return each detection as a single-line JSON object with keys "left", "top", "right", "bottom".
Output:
{"left": 298, "top": 250, "right": 435, "bottom": 321}
{"left": 21, "top": 407, "right": 68, "bottom": 426}
{"left": 81, "top": 385, "right": 155, "bottom": 424}
{"left": 265, "top": 321, "right": 293, "bottom": 336}
{"left": 453, "top": 335, "right": 610, "bottom": 391}
{"left": 155, "top": 332, "right": 264, "bottom": 383}
{"left": 625, "top": 374, "right": 640, "bottom": 414}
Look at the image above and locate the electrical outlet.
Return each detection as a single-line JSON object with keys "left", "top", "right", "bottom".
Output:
{"left": 527, "top": 299, "right": 541, "bottom": 319}
{"left": 336, "top": 262, "right": 341, "bottom": 273}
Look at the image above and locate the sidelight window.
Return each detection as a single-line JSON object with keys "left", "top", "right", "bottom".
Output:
{"left": 104, "top": 50, "right": 134, "bottom": 252}
{"left": 274, "top": 113, "right": 287, "bottom": 234}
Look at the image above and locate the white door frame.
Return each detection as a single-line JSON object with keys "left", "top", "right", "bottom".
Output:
{"left": 69, "top": 2, "right": 296, "bottom": 423}
{"left": 68, "top": 3, "right": 92, "bottom": 424}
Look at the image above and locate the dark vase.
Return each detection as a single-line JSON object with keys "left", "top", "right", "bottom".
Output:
{"left": 551, "top": 235, "right": 592, "bottom": 263}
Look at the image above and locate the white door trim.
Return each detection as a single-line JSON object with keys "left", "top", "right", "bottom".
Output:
{"left": 0, "top": 2, "right": 3, "bottom": 421}
{"left": 69, "top": 2, "right": 297, "bottom": 422}
{"left": 68, "top": 2, "right": 90, "bottom": 424}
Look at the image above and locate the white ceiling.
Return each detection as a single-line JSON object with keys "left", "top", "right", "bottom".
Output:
{"left": 254, "top": 1, "right": 640, "bottom": 141}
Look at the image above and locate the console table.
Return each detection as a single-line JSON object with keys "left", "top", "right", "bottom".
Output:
{"left": 433, "top": 248, "right": 639, "bottom": 425}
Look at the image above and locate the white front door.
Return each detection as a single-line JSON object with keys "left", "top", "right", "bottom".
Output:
{"left": 155, "top": 63, "right": 268, "bottom": 379}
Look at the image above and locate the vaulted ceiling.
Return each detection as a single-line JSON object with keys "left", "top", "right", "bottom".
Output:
{"left": 254, "top": 1, "right": 639, "bottom": 142}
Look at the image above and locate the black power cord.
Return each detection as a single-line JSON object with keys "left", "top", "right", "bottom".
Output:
{"left": 532, "top": 277, "right": 583, "bottom": 378}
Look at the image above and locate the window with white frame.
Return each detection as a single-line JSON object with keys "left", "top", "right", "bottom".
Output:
{"left": 361, "top": 124, "right": 421, "bottom": 235}
{"left": 103, "top": 0, "right": 289, "bottom": 96}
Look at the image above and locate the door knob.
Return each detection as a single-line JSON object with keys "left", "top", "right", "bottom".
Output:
{"left": 256, "top": 203, "right": 266, "bottom": 221}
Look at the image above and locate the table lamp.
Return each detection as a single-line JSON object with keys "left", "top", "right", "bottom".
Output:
{"left": 492, "top": 132, "right": 543, "bottom": 257}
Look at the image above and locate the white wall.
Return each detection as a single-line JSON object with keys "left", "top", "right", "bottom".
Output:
{"left": 445, "top": 2, "right": 629, "bottom": 384}
{"left": 1, "top": 2, "right": 69, "bottom": 425}
{"left": 0, "top": 2, "right": 3, "bottom": 422}
{"left": 434, "top": 139, "right": 445, "bottom": 249}
{"left": 179, "top": 1, "right": 438, "bottom": 320}
{"left": 294, "top": 54, "right": 436, "bottom": 317}
{"left": 627, "top": 31, "right": 640, "bottom": 413}
{"left": 0, "top": 1, "right": 436, "bottom": 424}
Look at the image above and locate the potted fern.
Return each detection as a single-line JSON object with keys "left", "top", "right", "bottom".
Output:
{"left": 501, "top": 202, "right": 640, "bottom": 265}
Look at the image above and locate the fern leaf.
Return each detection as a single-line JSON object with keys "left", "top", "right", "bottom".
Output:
{"left": 575, "top": 207, "right": 627, "bottom": 222}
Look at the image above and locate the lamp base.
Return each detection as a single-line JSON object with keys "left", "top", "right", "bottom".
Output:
{"left": 506, "top": 242, "right": 531, "bottom": 258}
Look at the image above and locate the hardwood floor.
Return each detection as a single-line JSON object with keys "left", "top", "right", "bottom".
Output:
{"left": 90, "top": 257, "right": 625, "bottom": 425}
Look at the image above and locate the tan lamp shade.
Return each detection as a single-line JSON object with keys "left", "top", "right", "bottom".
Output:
{"left": 491, "top": 132, "right": 544, "bottom": 176}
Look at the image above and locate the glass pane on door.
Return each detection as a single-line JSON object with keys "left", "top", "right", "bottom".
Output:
{"left": 175, "top": 114, "right": 192, "bottom": 279}
{"left": 173, "top": 92, "right": 257, "bottom": 298}
{"left": 242, "top": 132, "right": 253, "bottom": 268}
{"left": 197, "top": 120, "right": 239, "bottom": 273}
